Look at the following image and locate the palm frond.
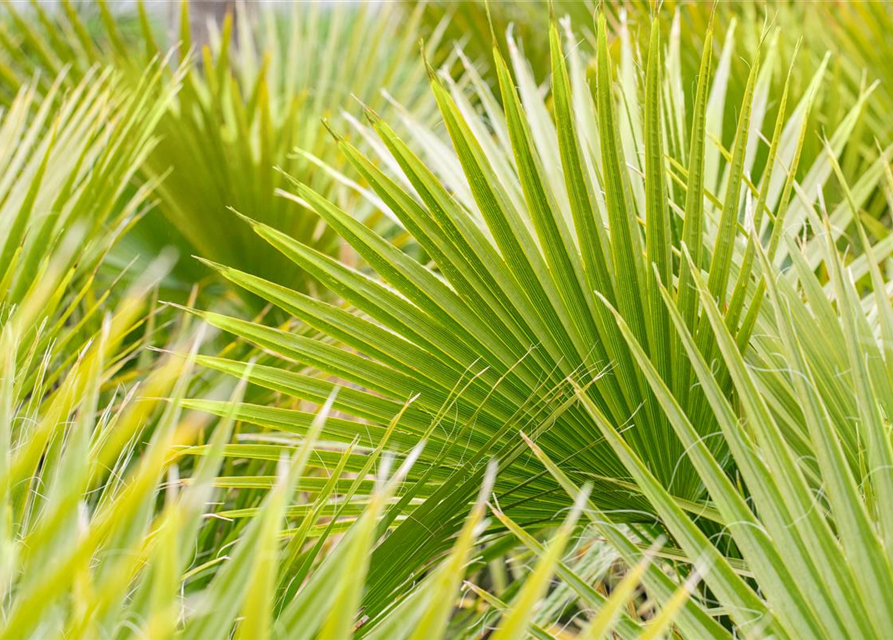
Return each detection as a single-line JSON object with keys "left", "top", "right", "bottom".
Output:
{"left": 187, "top": 7, "right": 892, "bottom": 619}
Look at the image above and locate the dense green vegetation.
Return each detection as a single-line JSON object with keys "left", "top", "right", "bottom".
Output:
{"left": 3, "top": 1, "right": 893, "bottom": 638}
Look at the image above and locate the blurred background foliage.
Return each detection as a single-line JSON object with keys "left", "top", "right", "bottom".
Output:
{"left": 0, "top": 0, "right": 447, "bottom": 301}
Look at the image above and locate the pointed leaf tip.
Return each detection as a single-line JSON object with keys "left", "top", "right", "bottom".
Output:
{"left": 192, "top": 255, "right": 228, "bottom": 273}
{"left": 362, "top": 102, "right": 383, "bottom": 126}
{"left": 320, "top": 118, "right": 342, "bottom": 142}
{"left": 483, "top": 0, "right": 498, "bottom": 47}
{"left": 227, "top": 207, "right": 259, "bottom": 228}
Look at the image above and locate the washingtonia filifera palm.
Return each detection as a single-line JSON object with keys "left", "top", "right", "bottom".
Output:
{"left": 183, "top": 7, "right": 893, "bottom": 617}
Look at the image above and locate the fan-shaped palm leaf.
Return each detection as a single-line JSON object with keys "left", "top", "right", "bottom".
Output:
{"left": 187, "top": 8, "right": 892, "bottom": 616}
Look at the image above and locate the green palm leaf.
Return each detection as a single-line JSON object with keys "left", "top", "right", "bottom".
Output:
{"left": 192, "top": 7, "right": 891, "bottom": 619}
